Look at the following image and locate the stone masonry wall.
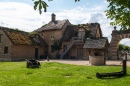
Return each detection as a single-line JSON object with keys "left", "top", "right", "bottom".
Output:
{"left": 40, "top": 30, "right": 63, "bottom": 58}
{"left": 0, "top": 29, "right": 12, "bottom": 61}
{"left": 11, "top": 45, "right": 45, "bottom": 61}
{"left": 83, "top": 49, "right": 89, "bottom": 60}
{"left": 108, "top": 29, "right": 130, "bottom": 60}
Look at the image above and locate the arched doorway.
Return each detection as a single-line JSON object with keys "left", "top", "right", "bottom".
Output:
{"left": 118, "top": 39, "right": 130, "bottom": 60}
{"left": 108, "top": 27, "right": 130, "bottom": 60}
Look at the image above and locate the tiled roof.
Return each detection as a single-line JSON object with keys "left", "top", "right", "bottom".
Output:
{"left": 83, "top": 38, "right": 108, "bottom": 49}
{"left": 0, "top": 27, "right": 48, "bottom": 46}
{"left": 36, "top": 20, "right": 68, "bottom": 31}
{"left": 79, "top": 23, "right": 100, "bottom": 37}
{"left": 62, "top": 23, "right": 101, "bottom": 41}
{"left": 62, "top": 25, "right": 78, "bottom": 41}
{"left": 31, "top": 34, "right": 48, "bottom": 46}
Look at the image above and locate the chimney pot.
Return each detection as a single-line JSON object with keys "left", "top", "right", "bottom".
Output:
{"left": 51, "top": 13, "right": 56, "bottom": 22}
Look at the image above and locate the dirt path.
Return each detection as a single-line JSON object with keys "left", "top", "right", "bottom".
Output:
{"left": 41, "top": 59, "right": 130, "bottom": 67}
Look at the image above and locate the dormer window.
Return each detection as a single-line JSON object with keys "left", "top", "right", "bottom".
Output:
{"left": 78, "top": 28, "right": 85, "bottom": 40}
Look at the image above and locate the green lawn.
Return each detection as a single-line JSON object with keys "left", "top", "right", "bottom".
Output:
{"left": 0, "top": 62, "right": 130, "bottom": 86}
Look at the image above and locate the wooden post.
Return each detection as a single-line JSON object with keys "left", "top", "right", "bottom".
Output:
{"left": 122, "top": 60, "right": 126, "bottom": 75}
{"left": 103, "top": 48, "right": 106, "bottom": 65}
{"left": 122, "top": 53, "right": 127, "bottom": 75}
{"left": 88, "top": 49, "right": 91, "bottom": 64}
{"left": 47, "top": 56, "right": 49, "bottom": 61}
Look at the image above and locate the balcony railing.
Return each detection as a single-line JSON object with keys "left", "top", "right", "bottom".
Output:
{"left": 72, "top": 37, "right": 83, "bottom": 44}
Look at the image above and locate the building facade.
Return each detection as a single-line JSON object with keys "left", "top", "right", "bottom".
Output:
{"left": 36, "top": 13, "right": 109, "bottom": 60}
{"left": 0, "top": 27, "right": 48, "bottom": 61}
{"left": 0, "top": 13, "right": 109, "bottom": 61}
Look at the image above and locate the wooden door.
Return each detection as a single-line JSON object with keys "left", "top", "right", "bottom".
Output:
{"left": 77, "top": 48, "right": 83, "bottom": 59}
{"left": 35, "top": 48, "right": 38, "bottom": 59}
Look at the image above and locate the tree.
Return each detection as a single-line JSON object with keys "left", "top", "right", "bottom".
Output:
{"left": 118, "top": 44, "right": 124, "bottom": 51}
{"left": 124, "top": 46, "right": 130, "bottom": 51}
{"left": 33, "top": 0, "right": 48, "bottom": 14}
{"left": 34, "top": 0, "right": 130, "bottom": 30}
{"left": 118, "top": 44, "right": 130, "bottom": 51}
{"left": 105, "top": 0, "right": 130, "bottom": 30}
{"left": 51, "top": 39, "right": 62, "bottom": 58}
{"left": 33, "top": 0, "right": 80, "bottom": 14}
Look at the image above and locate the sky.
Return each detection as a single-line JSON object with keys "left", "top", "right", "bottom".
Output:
{"left": 0, "top": 0, "right": 130, "bottom": 46}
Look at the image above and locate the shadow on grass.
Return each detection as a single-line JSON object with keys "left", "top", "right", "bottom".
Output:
{"left": 96, "top": 74, "right": 130, "bottom": 79}
{"left": 106, "top": 64, "right": 121, "bottom": 66}
{"left": 86, "top": 76, "right": 93, "bottom": 79}
{"left": 62, "top": 73, "right": 73, "bottom": 78}
{"left": 26, "top": 72, "right": 33, "bottom": 75}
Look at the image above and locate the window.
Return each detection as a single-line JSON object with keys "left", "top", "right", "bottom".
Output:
{"left": 0, "top": 34, "right": 2, "bottom": 43}
{"left": 41, "top": 33, "right": 44, "bottom": 39}
{"left": 50, "top": 32, "right": 54, "bottom": 39}
{"left": 4, "top": 46, "right": 8, "bottom": 54}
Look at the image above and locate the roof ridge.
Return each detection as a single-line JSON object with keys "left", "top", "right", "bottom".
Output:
{"left": 36, "top": 19, "right": 69, "bottom": 31}
{"left": 0, "top": 26, "right": 28, "bottom": 34}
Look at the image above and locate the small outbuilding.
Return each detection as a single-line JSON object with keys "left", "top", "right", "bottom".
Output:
{"left": 0, "top": 27, "right": 48, "bottom": 61}
{"left": 83, "top": 37, "right": 109, "bottom": 65}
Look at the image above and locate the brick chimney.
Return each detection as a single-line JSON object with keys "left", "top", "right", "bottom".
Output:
{"left": 51, "top": 13, "right": 56, "bottom": 22}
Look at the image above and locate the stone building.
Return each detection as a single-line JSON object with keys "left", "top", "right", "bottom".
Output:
{"left": 36, "top": 13, "right": 71, "bottom": 58}
{"left": 0, "top": 27, "right": 48, "bottom": 61}
{"left": 36, "top": 13, "right": 109, "bottom": 60}
{"left": 61, "top": 24, "right": 109, "bottom": 60}
{"left": 0, "top": 13, "right": 109, "bottom": 61}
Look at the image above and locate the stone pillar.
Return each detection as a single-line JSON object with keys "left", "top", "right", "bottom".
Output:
{"left": 108, "top": 26, "right": 119, "bottom": 60}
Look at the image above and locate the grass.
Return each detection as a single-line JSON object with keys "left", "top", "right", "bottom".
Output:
{"left": 0, "top": 62, "right": 130, "bottom": 86}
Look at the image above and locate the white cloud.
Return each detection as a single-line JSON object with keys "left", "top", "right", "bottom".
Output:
{"left": 120, "top": 39, "right": 130, "bottom": 46}
{"left": 103, "top": 0, "right": 109, "bottom": 5}
{"left": 55, "top": 6, "right": 113, "bottom": 42}
{"left": 0, "top": 2, "right": 51, "bottom": 32}
{"left": 0, "top": 2, "right": 113, "bottom": 40}
{"left": 0, "top": 2, "right": 130, "bottom": 46}
{"left": 88, "top": 13, "right": 104, "bottom": 23}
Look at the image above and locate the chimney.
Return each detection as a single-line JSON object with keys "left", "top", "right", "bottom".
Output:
{"left": 51, "top": 13, "right": 56, "bottom": 22}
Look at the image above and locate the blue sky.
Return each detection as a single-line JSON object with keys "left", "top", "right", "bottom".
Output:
{"left": 0, "top": 0, "right": 130, "bottom": 45}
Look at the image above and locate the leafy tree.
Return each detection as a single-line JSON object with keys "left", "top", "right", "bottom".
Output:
{"left": 105, "top": 0, "right": 130, "bottom": 30}
{"left": 33, "top": 0, "right": 48, "bottom": 14}
{"left": 118, "top": 44, "right": 124, "bottom": 51}
{"left": 52, "top": 39, "right": 62, "bottom": 51}
{"left": 33, "top": 0, "right": 80, "bottom": 14}
{"left": 51, "top": 39, "right": 62, "bottom": 58}
{"left": 34, "top": 0, "right": 130, "bottom": 31}
{"left": 124, "top": 46, "right": 130, "bottom": 51}
{"left": 118, "top": 44, "right": 130, "bottom": 51}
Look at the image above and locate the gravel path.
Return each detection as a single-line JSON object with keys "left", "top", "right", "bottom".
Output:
{"left": 41, "top": 59, "right": 130, "bottom": 67}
